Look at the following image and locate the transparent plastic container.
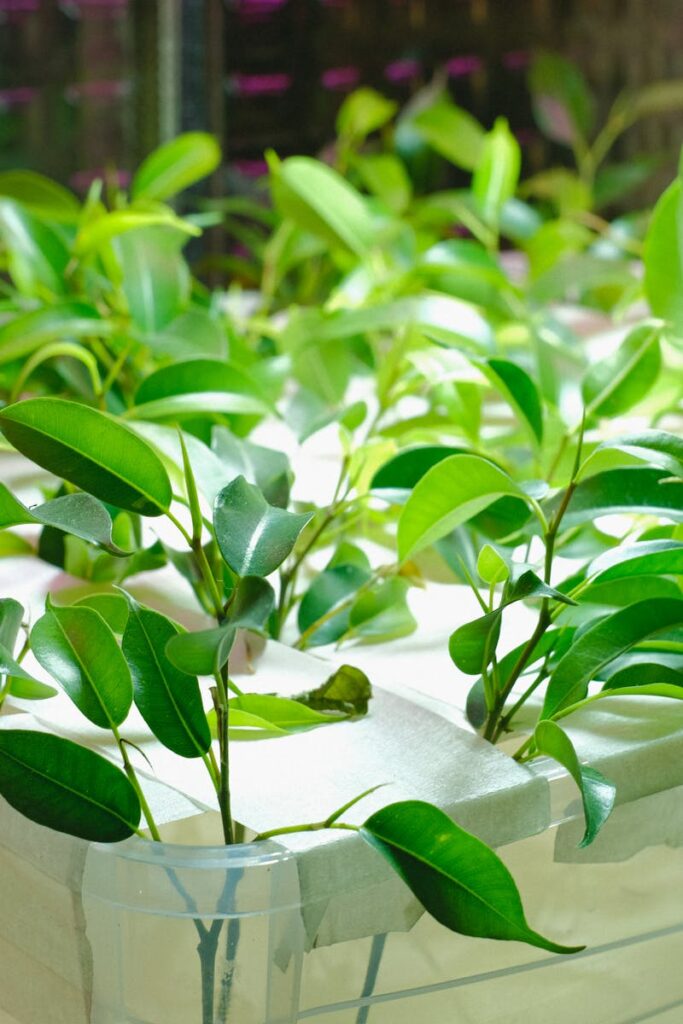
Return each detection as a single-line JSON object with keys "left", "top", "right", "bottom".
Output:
{"left": 1, "top": 773, "right": 683, "bottom": 1023}
{"left": 82, "top": 838, "right": 305, "bottom": 1024}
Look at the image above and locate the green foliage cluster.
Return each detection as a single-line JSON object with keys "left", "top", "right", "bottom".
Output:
{"left": 0, "top": 54, "right": 681, "bottom": 975}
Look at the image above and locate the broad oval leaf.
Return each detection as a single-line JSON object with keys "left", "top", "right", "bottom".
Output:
{"left": 542, "top": 598, "right": 683, "bottom": 719}
{"left": 132, "top": 132, "right": 221, "bottom": 201}
{"left": 0, "top": 199, "right": 69, "bottom": 297}
{"left": 229, "top": 694, "right": 336, "bottom": 731}
{"left": 214, "top": 476, "right": 312, "bottom": 578}
{"left": 298, "top": 564, "right": 371, "bottom": 647}
{"left": 589, "top": 540, "right": 683, "bottom": 583}
{"left": 127, "top": 391, "right": 268, "bottom": 422}
{"left": 348, "top": 577, "right": 416, "bottom": 643}
{"left": 533, "top": 720, "right": 615, "bottom": 847}
{"left": 477, "top": 544, "right": 509, "bottom": 586}
{"left": 582, "top": 324, "right": 661, "bottom": 418}
{"left": 122, "top": 597, "right": 211, "bottom": 758}
{"left": 73, "top": 593, "right": 129, "bottom": 634}
{"left": 0, "top": 729, "right": 140, "bottom": 842}
{"left": 371, "top": 445, "right": 469, "bottom": 503}
{"left": 0, "top": 398, "right": 172, "bottom": 517}
{"left": 166, "top": 624, "right": 236, "bottom": 677}
{"left": 644, "top": 178, "right": 683, "bottom": 330}
{"left": 481, "top": 358, "right": 543, "bottom": 444}
{"left": 336, "top": 87, "right": 397, "bottom": 143}
{"left": 271, "top": 155, "right": 377, "bottom": 256}
{"left": 135, "top": 359, "right": 265, "bottom": 407}
{"left": 398, "top": 454, "right": 527, "bottom": 562}
{"left": 449, "top": 610, "right": 502, "bottom": 675}
{"left": 361, "top": 800, "right": 582, "bottom": 953}
{"left": 411, "top": 97, "right": 485, "bottom": 171}
{"left": 0, "top": 170, "right": 79, "bottom": 222}
{"left": 0, "top": 599, "right": 23, "bottom": 653}
{"left": 31, "top": 604, "right": 132, "bottom": 729}
{"left": 473, "top": 118, "right": 521, "bottom": 224}
{"left": 556, "top": 468, "right": 683, "bottom": 526}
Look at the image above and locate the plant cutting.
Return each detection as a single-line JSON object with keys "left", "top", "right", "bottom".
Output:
{"left": 0, "top": 395, "right": 585, "bottom": 1024}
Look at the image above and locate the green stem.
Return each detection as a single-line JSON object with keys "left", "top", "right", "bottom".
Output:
{"left": 253, "top": 821, "right": 358, "bottom": 842}
{"left": 115, "top": 731, "right": 162, "bottom": 841}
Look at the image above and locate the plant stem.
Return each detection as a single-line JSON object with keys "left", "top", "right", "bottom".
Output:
{"left": 114, "top": 731, "right": 162, "bottom": 841}
{"left": 253, "top": 821, "right": 358, "bottom": 842}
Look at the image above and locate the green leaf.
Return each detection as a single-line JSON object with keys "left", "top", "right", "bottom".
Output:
{"left": 214, "top": 476, "right": 312, "bottom": 578}
{"left": 361, "top": 800, "right": 582, "bottom": 953}
{"left": 165, "top": 624, "right": 236, "bottom": 677}
{"left": 0, "top": 199, "right": 69, "bottom": 297}
{"left": 507, "top": 571, "right": 577, "bottom": 606}
{"left": 31, "top": 604, "right": 132, "bottom": 729}
{"left": 589, "top": 540, "right": 683, "bottom": 583}
{"left": 477, "top": 544, "right": 509, "bottom": 585}
{"left": 0, "top": 599, "right": 23, "bottom": 654}
{"left": 580, "top": 429, "right": 683, "bottom": 481}
{"left": 0, "top": 638, "right": 51, "bottom": 688}
{"left": 557, "top": 468, "right": 683, "bottom": 526}
{"left": 411, "top": 97, "right": 485, "bottom": 171}
{"left": 529, "top": 53, "right": 594, "bottom": 147}
{"left": 136, "top": 359, "right": 265, "bottom": 409}
{"left": 348, "top": 577, "right": 417, "bottom": 643}
{"left": 229, "top": 575, "right": 276, "bottom": 631}
{"left": 449, "top": 610, "right": 502, "bottom": 675}
{"left": 398, "top": 454, "right": 528, "bottom": 562}
{"left": 128, "top": 392, "right": 267, "bottom": 423}
{"left": 603, "top": 656, "right": 683, "bottom": 690}
{"left": 212, "top": 427, "right": 291, "bottom": 508}
{"left": 75, "top": 208, "right": 198, "bottom": 258}
{"left": 270, "top": 155, "right": 377, "bottom": 256}
{"left": 229, "top": 694, "right": 336, "bottom": 731}
{"left": 122, "top": 597, "right": 211, "bottom": 757}
{"left": 293, "top": 664, "right": 372, "bottom": 717}
{"left": 0, "top": 486, "right": 127, "bottom": 555}
{"left": 143, "top": 308, "right": 228, "bottom": 361}
{"left": 298, "top": 564, "right": 371, "bottom": 647}
{"left": 0, "top": 730, "right": 140, "bottom": 842}
{"left": 542, "top": 598, "right": 683, "bottom": 719}
{"left": 115, "top": 226, "right": 190, "bottom": 333}
{"left": 0, "top": 302, "right": 113, "bottom": 367}
{"left": 0, "top": 398, "right": 172, "bottom": 517}
{"left": 533, "top": 721, "right": 615, "bottom": 847}
{"left": 6, "top": 676, "right": 58, "bottom": 701}
{"left": 371, "top": 445, "right": 469, "bottom": 502}
{"left": 336, "top": 88, "right": 397, "bottom": 143}
{"left": 582, "top": 324, "right": 661, "bottom": 418}
{"left": 467, "top": 631, "right": 564, "bottom": 728}
{"left": 644, "top": 178, "right": 683, "bottom": 330}
{"left": 73, "top": 593, "right": 129, "bottom": 634}
{"left": 481, "top": 359, "right": 544, "bottom": 444}
{"left": 353, "top": 153, "right": 412, "bottom": 213}
{"left": 473, "top": 118, "right": 521, "bottom": 225}
{"left": 0, "top": 170, "right": 79, "bottom": 222}
{"left": 132, "top": 132, "right": 221, "bottom": 201}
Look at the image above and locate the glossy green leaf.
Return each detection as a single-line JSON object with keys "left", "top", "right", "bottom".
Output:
{"left": 0, "top": 199, "right": 69, "bottom": 297}
{"left": 533, "top": 720, "right": 615, "bottom": 847}
{"left": 348, "top": 577, "right": 416, "bottom": 643}
{"left": 507, "top": 571, "right": 577, "bottom": 606}
{"left": 589, "top": 540, "right": 683, "bottom": 583}
{"left": 449, "top": 610, "right": 502, "bottom": 675}
{"left": 336, "top": 87, "right": 397, "bottom": 142}
{"left": 132, "top": 132, "right": 221, "bottom": 201}
{"left": 477, "top": 544, "right": 509, "bottom": 586}
{"left": 115, "top": 226, "right": 190, "bottom": 333}
{"left": 229, "top": 694, "right": 336, "bottom": 731}
{"left": 0, "top": 485, "right": 126, "bottom": 555}
{"left": 644, "top": 178, "right": 683, "bottom": 329}
{"left": 270, "top": 155, "right": 377, "bottom": 256}
{"left": 0, "top": 170, "right": 79, "bottom": 222}
{"left": 0, "top": 302, "right": 113, "bottom": 367}
{"left": 6, "top": 676, "right": 58, "bottom": 701}
{"left": 371, "top": 445, "right": 468, "bottom": 502}
{"left": 411, "top": 97, "right": 485, "bottom": 171}
{"left": 542, "top": 598, "right": 683, "bottom": 719}
{"left": 0, "top": 730, "right": 140, "bottom": 842}
{"left": 73, "top": 593, "right": 129, "bottom": 634}
{"left": 128, "top": 391, "right": 267, "bottom": 422}
{"left": 0, "top": 398, "right": 172, "bottom": 517}
{"left": 298, "top": 564, "right": 370, "bottom": 647}
{"left": 603, "top": 656, "right": 683, "bottom": 690}
{"left": 580, "top": 429, "right": 683, "bottom": 481}
{"left": 473, "top": 118, "right": 521, "bottom": 224}
{"left": 398, "top": 454, "right": 527, "bottom": 562}
{"left": 136, "top": 360, "right": 264, "bottom": 407}
{"left": 143, "top": 308, "right": 228, "bottom": 361}
{"left": 214, "top": 476, "right": 312, "bottom": 578}
{"left": 361, "top": 800, "right": 582, "bottom": 953}
{"left": 582, "top": 324, "right": 661, "bottom": 417}
{"left": 165, "top": 624, "right": 236, "bottom": 677}
{"left": 212, "top": 426, "right": 291, "bottom": 508}
{"left": 31, "top": 604, "right": 132, "bottom": 729}
{"left": 122, "top": 597, "right": 211, "bottom": 757}
{"left": 0, "top": 599, "right": 23, "bottom": 653}
{"left": 556, "top": 468, "right": 683, "bottom": 526}
{"left": 353, "top": 153, "right": 412, "bottom": 213}
{"left": 481, "top": 359, "right": 544, "bottom": 444}
{"left": 467, "top": 631, "right": 564, "bottom": 728}
{"left": 529, "top": 53, "right": 594, "bottom": 146}
{"left": 75, "top": 208, "right": 198, "bottom": 258}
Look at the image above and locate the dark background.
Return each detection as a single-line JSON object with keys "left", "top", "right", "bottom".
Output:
{"left": 1, "top": 0, "right": 682, "bottom": 201}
